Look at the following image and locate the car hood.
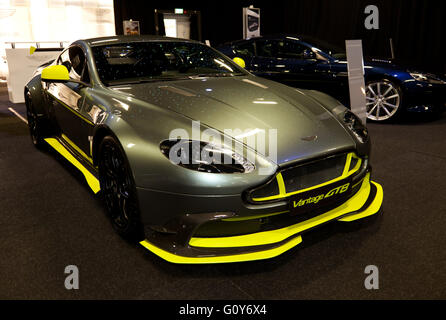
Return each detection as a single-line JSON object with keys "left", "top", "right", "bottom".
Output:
{"left": 110, "top": 76, "right": 355, "bottom": 165}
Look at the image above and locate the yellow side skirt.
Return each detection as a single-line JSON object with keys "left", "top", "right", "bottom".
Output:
{"left": 45, "top": 138, "right": 101, "bottom": 194}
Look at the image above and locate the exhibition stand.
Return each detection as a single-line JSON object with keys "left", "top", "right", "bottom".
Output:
{"left": 5, "top": 41, "right": 65, "bottom": 103}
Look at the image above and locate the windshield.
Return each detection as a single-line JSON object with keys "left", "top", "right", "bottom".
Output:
{"left": 92, "top": 41, "right": 246, "bottom": 85}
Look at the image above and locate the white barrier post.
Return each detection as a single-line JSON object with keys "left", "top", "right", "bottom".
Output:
{"left": 345, "top": 40, "right": 367, "bottom": 124}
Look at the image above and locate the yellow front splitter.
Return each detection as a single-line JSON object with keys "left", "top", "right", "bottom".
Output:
{"left": 140, "top": 177, "right": 383, "bottom": 264}
{"left": 140, "top": 235, "right": 303, "bottom": 264}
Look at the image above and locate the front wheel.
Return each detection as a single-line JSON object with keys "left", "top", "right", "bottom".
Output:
{"left": 98, "top": 136, "right": 143, "bottom": 241}
{"left": 366, "top": 79, "right": 403, "bottom": 122}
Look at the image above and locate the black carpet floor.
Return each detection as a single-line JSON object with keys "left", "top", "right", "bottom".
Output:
{"left": 1, "top": 87, "right": 445, "bottom": 299}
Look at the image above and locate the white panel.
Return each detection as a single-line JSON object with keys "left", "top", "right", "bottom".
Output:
{"left": 345, "top": 39, "right": 367, "bottom": 123}
{"left": 0, "top": 0, "right": 115, "bottom": 78}
{"left": 5, "top": 48, "right": 60, "bottom": 103}
{"left": 176, "top": 16, "right": 190, "bottom": 39}
{"left": 164, "top": 19, "right": 177, "bottom": 38}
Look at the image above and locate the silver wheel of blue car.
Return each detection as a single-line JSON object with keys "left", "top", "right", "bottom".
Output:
{"left": 366, "top": 80, "right": 402, "bottom": 121}
{"left": 98, "top": 136, "right": 143, "bottom": 241}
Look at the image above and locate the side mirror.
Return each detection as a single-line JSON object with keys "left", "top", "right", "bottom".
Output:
{"left": 233, "top": 57, "right": 246, "bottom": 68}
{"left": 41, "top": 65, "right": 70, "bottom": 82}
{"left": 41, "top": 64, "right": 90, "bottom": 87}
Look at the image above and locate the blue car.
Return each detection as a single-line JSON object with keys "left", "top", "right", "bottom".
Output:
{"left": 218, "top": 35, "right": 446, "bottom": 122}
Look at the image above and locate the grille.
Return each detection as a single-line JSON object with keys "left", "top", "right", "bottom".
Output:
{"left": 194, "top": 177, "right": 365, "bottom": 238}
{"left": 247, "top": 152, "right": 361, "bottom": 203}
{"left": 281, "top": 154, "right": 347, "bottom": 193}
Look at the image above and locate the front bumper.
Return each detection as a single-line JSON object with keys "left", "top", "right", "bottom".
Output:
{"left": 139, "top": 174, "right": 383, "bottom": 264}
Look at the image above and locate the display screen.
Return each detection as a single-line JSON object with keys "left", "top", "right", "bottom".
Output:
{"left": 92, "top": 41, "right": 246, "bottom": 85}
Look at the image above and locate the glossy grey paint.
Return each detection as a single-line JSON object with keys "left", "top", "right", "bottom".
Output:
{"left": 95, "top": 75, "right": 363, "bottom": 194}
{"left": 25, "top": 36, "right": 370, "bottom": 228}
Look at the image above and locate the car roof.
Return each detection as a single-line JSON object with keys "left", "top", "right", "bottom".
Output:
{"left": 225, "top": 34, "right": 317, "bottom": 45}
{"left": 79, "top": 35, "right": 201, "bottom": 47}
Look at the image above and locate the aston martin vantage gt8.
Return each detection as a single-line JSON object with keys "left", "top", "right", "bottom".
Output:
{"left": 25, "top": 36, "right": 383, "bottom": 264}
{"left": 218, "top": 35, "right": 446, "bottom": 122}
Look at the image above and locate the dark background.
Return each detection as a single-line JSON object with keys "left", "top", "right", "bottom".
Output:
{"left": 113, "top": 0, "right": 445, "bottom": 74}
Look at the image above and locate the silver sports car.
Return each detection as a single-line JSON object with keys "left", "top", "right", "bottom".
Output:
{"left": 25, "top": 36, "right": 383, "bottom": 263}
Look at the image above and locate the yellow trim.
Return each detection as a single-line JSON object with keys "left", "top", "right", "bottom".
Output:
{"left": 343, "top": 153, "right": 353, "bottom": 176}
{"left": 140, "top": 176, "right": 383, "bottom": 264}
{"left": 139, "top": 235, "right": 302, "bottom": 264}
{"left": 45, "top": 138, "right": 100, "bottom": 194}
{"left": 348, "top": 153, "right": 362, "bottom": 174}
{"left": 42, "top": 65, "right": 70, "bottom": 82}
{"left": 190, "top": 174, "right": 374, "bottom": 248}
{"left": 352, "top": 178, "right": 364, "bottom": 189}
{"left": 337, "top": 181, "right": 383, "bottom": 222}
{"left": 276, "top": 172, "right": 287, "bottom": 196}
{"left": 252, "top": 152, "right": 362, "bottom": 202}
{"left": 46, "top": 91, "right": 94, "bottom": 125}
{"left": 30, "top": 46, "right": 36, "bottom": 55}
{"left": 61, "top": 134, "right": 93, "bottom": 164}
{"left": 61, "top": 101, "right": 93, "bottom": 124}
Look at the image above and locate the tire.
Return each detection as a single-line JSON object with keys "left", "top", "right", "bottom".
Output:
{"left": 365, "top": 79, "right": 403, "bottom": 122}
{"left": 98, "top": 135, "right": 144, "bottom": 241}
{"left": 25, "top": 91, "right": 47, "bottom": 148}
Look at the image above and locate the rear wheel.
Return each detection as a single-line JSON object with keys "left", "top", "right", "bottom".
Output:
{"left": 25, "top": 91, "right": 46, "bottom": 148}
{"left": 366, "top": 79, "right": 402, "bottom": 122}
{"left": 98, "top": 136, "right": 143, "bottom": 241}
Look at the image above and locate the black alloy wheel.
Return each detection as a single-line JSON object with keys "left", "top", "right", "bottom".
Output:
{"left": 98, "top": 136, "right": 143, "bottom": 241}
{"left": 25, "top": 91, "right": 45, "bottom": 148}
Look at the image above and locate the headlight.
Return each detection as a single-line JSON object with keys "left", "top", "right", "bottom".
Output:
{"left": 343, "top": 110, "right": 368, "bottom": 144}
{"left": 410, "top": 72, "right": 428, "bottom": 82}
{"left": 160, "top": 139, "right": 255, "bottom": 174}
{"left": 410, "top": 72, "right": 445, "bottom": 84}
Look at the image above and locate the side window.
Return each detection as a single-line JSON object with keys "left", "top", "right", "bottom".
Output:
{"left": 57, "top": 46, "right": 89, "bottom": 83}
{"left": 57, "top": 49, "right": 71, "bottom": 71}
{"left": 275, "top": 40, "right": 307, "bottom": 59}
{"left": 255, "top": 40, "right": 275, "bottom": 57}
{"left": 233, "top": 42, "right": 255, "bottom": 57}
{"left": 255, "top": 40, "right": 308, "bottom": 59}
